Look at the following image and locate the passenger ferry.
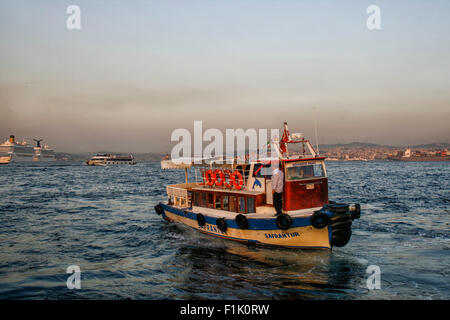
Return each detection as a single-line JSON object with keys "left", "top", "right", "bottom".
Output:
{"left": 155, "top": 122, "right": 361, "bottom": 249}
{"left": 85, "top": 154, "right": 137, "bottom": 166}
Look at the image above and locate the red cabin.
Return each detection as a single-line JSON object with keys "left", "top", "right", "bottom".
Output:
{"left": 282, "top": 157, "right": 328, "bottom": 212}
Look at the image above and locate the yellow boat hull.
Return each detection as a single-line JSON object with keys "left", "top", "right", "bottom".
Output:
{"left": 159, "top": 203, "right": 332, "bottom": 249}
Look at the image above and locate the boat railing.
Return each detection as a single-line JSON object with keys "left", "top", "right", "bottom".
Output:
{"left": 166, "top": 182, "right": 197, "bottom": 207}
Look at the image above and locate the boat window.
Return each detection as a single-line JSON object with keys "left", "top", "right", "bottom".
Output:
{"left": 313, "top": 164, "right": 324, "bottom": 177}
{"left": 230, "top": 196, "right": 237, "bottom": 212}
{"left": 201, "top": 193, "right": 207, "bottom": 207}
{"left": 285, "top": 162, "right": 326, "bottom": 181}
{"left": 238, "top": 197, "right": 245, "bottom": 213}
{"left": 244, "top": 164, "right": 251, "bottom": 179}
{"left": 193, "top": 192, "right": 200, "bottom": 206}
{"left": 222, "top": 195, "right": 229, "bottom": 211}
{"left": 254, "top": 164, "right": 272, "bottom": 177}
{"left": 236, "top": 165, "right": 251, "bottom": 180}
{"left": 215, "top": 194, "right": 221, "bottom": 209}
{"left": 207, "top": 193, "right": 214, "bottom": 208}
{"left": 247, "top": 197, "right": 255, "bottom": 213}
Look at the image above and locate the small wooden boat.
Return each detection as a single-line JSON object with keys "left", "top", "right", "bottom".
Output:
{"left": 155, "top": 122, "right": 361, "bottom": 249}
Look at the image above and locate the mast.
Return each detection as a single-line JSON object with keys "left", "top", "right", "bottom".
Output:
{"left": 279, "top": 121, "right": 318, "bottom": 158}
{"left": 313, "top": 107, "right": 320, "bottom": 156}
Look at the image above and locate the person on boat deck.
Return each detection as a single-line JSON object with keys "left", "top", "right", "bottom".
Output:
{"left": 272, "top": 162, "right": 284, "bottom": 216}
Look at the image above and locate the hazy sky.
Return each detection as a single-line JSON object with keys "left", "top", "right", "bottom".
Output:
{"left": 1, "top": 0, "right": 449, "bottom": 153}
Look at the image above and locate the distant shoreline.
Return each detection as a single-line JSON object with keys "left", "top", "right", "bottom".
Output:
{"left": 53, "top": 141, "right": 449, "bottom": 162}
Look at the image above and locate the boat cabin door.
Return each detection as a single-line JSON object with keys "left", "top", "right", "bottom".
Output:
{"left": 265, "top": 179, "right": 273, "bottom": 204}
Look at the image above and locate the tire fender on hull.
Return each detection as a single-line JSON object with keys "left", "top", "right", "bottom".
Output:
{"left": 196, "top": 213, "right": 206, "bottom": 227}
{"left": 154, "top": 204, "right": 163, "bottom": 215}
{"left": 327, "top": 203, "right": 353, "bottom": 247}
{"left": 276, "top": 214, "right": 292, "bottom": 230}
{"left": 216, "top": 218, "right": 228, "bottom": 232}
{"left": 310, "top": 210, "right": 329, "bottom": 229}
{"left": 235, "top": 214, "right": 249, "bottom": 229}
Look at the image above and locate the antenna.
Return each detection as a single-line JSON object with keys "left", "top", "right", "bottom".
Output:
{"left": 313, "top": 107, "right": 320, "bottom": 156}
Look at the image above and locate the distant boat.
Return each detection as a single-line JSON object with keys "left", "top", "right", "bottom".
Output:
{"left": 85, "top": 154, "right": 137, "bottom": 166}
{"left": 0, "top": 135, "right": 55, "bottom": 162}
{"left": 0, "top": 155, "right": 11, "bottom": 164}
{"left": 388, "top": 148, "right": 450, "bottom": 162}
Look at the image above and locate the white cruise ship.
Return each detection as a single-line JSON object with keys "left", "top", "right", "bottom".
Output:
{"left": 0, "top": 135, "right": 56, "bottom": 163}
{"left": 33, "top": 139, "right": 56, "bottom": 161}
{"left": 85, "top": 154, "right": 137, "bottom": 166}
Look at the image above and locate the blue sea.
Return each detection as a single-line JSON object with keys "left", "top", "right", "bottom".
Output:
{"left": 0, "top": 161, "right": 448, "bottom": 299}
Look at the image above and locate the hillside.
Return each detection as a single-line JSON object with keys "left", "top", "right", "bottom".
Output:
{"left": 319, "top": 142, "right": 449, "bottom": 150}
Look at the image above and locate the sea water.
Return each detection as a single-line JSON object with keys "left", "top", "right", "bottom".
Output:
{"left": 0, "top": 161, "right": 448, "bottom": 299}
